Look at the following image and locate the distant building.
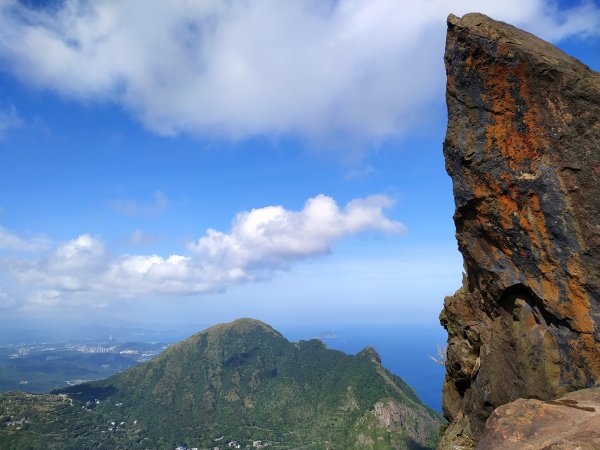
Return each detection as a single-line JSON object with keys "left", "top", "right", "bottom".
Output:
{"left": 120, "top": 349, "right": 139, "bottom": 355}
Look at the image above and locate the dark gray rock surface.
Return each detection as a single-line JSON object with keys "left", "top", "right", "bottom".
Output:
{"left": 439, "top": 12, "right": 600, "bottom": 447}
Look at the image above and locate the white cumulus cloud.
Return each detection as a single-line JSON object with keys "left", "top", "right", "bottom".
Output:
{"left": 6, "top": 194, "right": 404, "bottom": 307}
{"left": 0, "top": 0, "right": 597, "bottom": 142}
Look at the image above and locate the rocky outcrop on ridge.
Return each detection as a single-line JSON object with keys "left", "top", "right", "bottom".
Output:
{"left": 439, "top": 12, "right": 600, "bottom": 445}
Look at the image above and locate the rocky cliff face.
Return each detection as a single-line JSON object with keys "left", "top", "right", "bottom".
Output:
{"left": 440, "top": 12, "right": 600, "bottom": 443}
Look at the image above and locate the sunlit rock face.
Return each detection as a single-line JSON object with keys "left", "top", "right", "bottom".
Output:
{"left": 439, "top": 12, "right": 600, "bottom": 444}
{"left": 477, "top": 388, "right": 600, "bottom": 450}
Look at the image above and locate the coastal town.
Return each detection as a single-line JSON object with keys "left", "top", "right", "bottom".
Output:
{"left": 175, "top": 438, "right": 268, "bottom": 450}
{"left": 0, "top": 338, "right": 168, "bottom": 392}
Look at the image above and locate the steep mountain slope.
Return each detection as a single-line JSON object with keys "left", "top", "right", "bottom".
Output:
{"left": 440, "top": 12, "right": 600, "bottom": 446}
{"left": 0, "top": 319, "right": 442, "bottom": 449}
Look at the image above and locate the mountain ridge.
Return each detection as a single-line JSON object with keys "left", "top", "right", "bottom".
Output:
{"left": 0, "top": 318, "right": 442, "bottom": 449}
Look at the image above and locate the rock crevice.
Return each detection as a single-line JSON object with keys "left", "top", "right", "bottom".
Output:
{"left": 440, "top": 12, "right": 600, "bottom": 445}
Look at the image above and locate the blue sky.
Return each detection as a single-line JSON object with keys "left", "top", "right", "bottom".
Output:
{"left": 0, "top": 0, "right": 599, "bottom": 333}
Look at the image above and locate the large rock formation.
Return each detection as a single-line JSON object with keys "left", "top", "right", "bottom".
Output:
{"left": 440, "top": 12, "right": 600, "bottom": 444}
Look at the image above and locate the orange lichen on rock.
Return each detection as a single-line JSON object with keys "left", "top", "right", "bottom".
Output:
{"left": 563, "top": 260, "right": 594, "bottom": 333}
{"left": 483, "top": 62, "right": 544, "bottom": 172}
{"left": 440, "top": 12, "right": 600, "bottom": 449}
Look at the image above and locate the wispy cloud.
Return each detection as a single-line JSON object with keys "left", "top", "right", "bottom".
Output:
{"left": 111, "top": 191, "right": 168, "bottom": 216}
{"left": 0, "top": 105, "right": 22, "bottom": 138}
{"left": 0, "top": 225, "right": 48, "bottom": 252}
{"left": 344, "top": 165, "right": 375, "bottom": 181}
{"left": 0, "top": 292, "right": 17, "bottom": 311}
{"left": 5, "top": 194, "right": 404, "bottom": 308}
{"left": 0, "top": 1, "right": 597, "bottom": 144}
{"left": 127, "top": 229, "right": 161, "bottom": 248}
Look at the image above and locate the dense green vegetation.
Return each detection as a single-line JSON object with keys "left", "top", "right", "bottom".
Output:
{"left": 0, "top": 319, "right": 443, "bottom": 449}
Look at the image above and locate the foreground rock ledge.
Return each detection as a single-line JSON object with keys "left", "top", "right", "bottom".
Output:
{"left": 440, "top": 12, "right": 600, "bottom": 446}
{"left": 477, "top": 388, "right": 600, "bottom": 450}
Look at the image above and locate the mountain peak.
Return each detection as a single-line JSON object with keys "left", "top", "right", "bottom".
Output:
{"left": 203, "top": 318, "right": 281, "bottom": 335}
{"left": 358, "top": 346, "right": 382, "bottom": 364}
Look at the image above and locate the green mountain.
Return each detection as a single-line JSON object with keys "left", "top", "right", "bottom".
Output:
{"left": 0, "top": 319, "right": 443, "bottom": 449}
